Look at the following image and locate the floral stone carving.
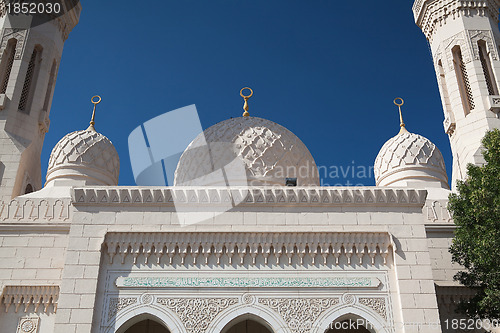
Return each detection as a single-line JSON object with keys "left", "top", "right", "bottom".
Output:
{"left": 156, "top": 297, "right": 238, "bottom": 333}
{"left": 259, "top": 298, "right": 339, "bottom": 333}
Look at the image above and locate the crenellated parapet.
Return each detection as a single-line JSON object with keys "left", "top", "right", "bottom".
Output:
{"left": 72, "top": 187, "right": 427, "bottom": 208}
{"left": 0, "top": 197, "right": 71, "bottom": 222}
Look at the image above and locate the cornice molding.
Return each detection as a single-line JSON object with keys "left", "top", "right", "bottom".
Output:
{"left": 73, "top": 187, "right": 427, "bottom": 208}
{"left": 413, "top": 0, "right": 500, "bottom": 41}
{"left": 1, "top": 285, "right": 59, "bottom": 313}
{"left": 104, "top": 231, "right": 395, "bottom": 267}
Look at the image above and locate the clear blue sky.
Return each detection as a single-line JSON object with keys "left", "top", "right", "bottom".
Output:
{"left": 42, "top": 0, "right": 451, "bottom": 186}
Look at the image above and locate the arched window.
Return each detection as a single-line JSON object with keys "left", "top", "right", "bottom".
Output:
{"left": 24, "top": 184, "right": 33, "bottom": 194}
{"left": 19, "top": 45, "right": 43, "bottom": 113}
{"left": 478, "top": 40, "right": 498, "bottom": 95}
{"left": 0, "top": 39, "right": 17, "bottom": 94}
{"left": 452, "top": 45, "right": 474, "bottom": 115}
{"left": 437, "top": 59, "right": 452, "bottom": 115}
{"left": 43, "top": 60, "right": 57, "bottom": 111}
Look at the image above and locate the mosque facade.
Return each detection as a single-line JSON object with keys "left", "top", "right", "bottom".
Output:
{"left": 0, "top": 1, "right": 499, "bottom": 333}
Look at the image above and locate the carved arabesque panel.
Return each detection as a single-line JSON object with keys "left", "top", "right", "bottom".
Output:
{"left": 258, "top": 298, "right": 339, "bottom": 333}
{"left": 358, "top": 297, "right": 387, "bottom": 321}
{"left": 108, "top": 297, "right": 138, "bottom": 321}
{"left": 156, "top": 297, "right": 238, "bottom": 333}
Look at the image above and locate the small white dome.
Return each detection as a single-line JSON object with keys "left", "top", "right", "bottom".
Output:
{"left": 374, "top": 128, "right": 448, "bottom": 188}
{"left": 46, "top": 128, "right": 120, "bottom": 186}
{"left": 174, "top": 116, "right": 319, "bottom": 186}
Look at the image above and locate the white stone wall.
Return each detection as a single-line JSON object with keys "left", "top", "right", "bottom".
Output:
{"left": 413, "top": 0, "right": 500, "bottom": 188}
{"left": 0, "top": 6, "right": 80, "bottom": 200}
{"left": 15, "top": 186, "right": 439, "bottom": 333}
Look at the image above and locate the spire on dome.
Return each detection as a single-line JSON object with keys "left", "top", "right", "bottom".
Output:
{"left": 240, "top": 87, "right": 253, "bottom": 117}
{"left": 87, "top": 95, "right": 101, "bottom": 131}
{"left": 394, "top": 97, "right": 408, "bottom": 134}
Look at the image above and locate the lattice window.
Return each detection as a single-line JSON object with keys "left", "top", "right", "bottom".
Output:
{"left": 19, "top": 46, "right": 42, "bottom": 113}
{"left": 453, "top": 46, "right": 474, "bottom": 115}
{"left": 0, "top": 39, "right": 17, "bottom": 94}
{"left": 478, "top": 40, "right": 498, "bottom": 95}
{"left": 43, "top": 60, "right": 57, "bottom": 111}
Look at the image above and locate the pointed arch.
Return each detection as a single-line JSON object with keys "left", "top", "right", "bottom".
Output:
{"left": 221, "top": 314, "right": 274, "bottom": 333}
{"left": 109, "top": 307, "right": 183, "bottom": 333}
{"left": 314, "top": 306, "right": 390, "bottom": 333}
{"left": 208, "top": 305, "right": 287, "bottom": 333}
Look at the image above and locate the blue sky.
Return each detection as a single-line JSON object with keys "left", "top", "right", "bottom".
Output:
{"left": 42, "top": 0, "right": 451, "bottom": 186}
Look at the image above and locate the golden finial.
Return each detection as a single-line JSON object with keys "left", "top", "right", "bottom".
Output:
{"left": 87, "top": 95, "right": 101, "bottom": 131}
{"left": 394, "top": 97, "right": 408, "bottom": 134}
{"left": 240, "top": 87, "right": 253, "bottom": 117}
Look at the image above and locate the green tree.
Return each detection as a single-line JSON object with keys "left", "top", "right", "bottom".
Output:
{"left": 449, "top": 128, "right": 500, "bottom": 320}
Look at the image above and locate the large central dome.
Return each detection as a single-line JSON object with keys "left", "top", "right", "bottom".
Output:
{"left": 174, "top": 116, "right": 320, "bottom": 186}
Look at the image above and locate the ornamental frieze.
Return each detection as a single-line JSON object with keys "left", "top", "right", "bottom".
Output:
{"left": 104, "top": 231, "right": 395, "bottom": 267}
{"left": 73, "top": 187, "right": 426, "bottom": 207}
{"left": 115, "top": 276, "right": 382, "bottom": 289}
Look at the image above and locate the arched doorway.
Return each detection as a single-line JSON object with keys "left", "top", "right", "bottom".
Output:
{"left": 122, "top": 319, "right": 170, "bottom": 333}
{"left": 221, "top": 315, "right": 273, "bottom": 333}
{"left": 325, "top": 318, "right": 372, "bottom": 333}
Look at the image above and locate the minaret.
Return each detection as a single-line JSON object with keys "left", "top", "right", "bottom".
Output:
{"left": 0, "top": 3, "right": 81, "bottom": 200}
{"left": 413, "top": 0, "right": 500, "bottom": 188}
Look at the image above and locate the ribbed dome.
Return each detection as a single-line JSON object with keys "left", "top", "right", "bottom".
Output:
{"left": 46, "top": 128, "right": 120, "bottom": 186}
{"left": 374, "top": 128, "right": 448, "bottom": 188}
{"left": 174, "top": 116, "right": 319, "bottom": 186}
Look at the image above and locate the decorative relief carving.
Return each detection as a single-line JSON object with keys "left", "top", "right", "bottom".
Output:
{"left": 108, "top": 297, "right": 137, "bottom": 321}
{"left": 0, "top": 199, "right": 71, "bottom": 222}
{"left": 38, "top": 110, "right": 50, "bottom": 135}
{"left": 468, "top": 30, "right": 499, "bottom": 61}
{"left": 156, "top": 297, "right": 238, "bottom": 333}
{"left": 258, "top": 298, "right": 339, "bottom": 333}
{"left": 73, "top": 187, "right": 427, "bottom": 207}
{"left": 425, "top": 200, "right": 452, "bottom": 223}
{"left": 443, "top": 114, "right": 456, "bottom": 136}
{"left": 444, "top": 31, "right": 472, "bottom": 72}
{"left": 1, "top": 286, "right": 59, "bottom": 313}
{"left": 342, "top": 293, "right": 355, "bottom": 305}
{"left": 174, "top": 116, "right": 320, "bottom": 186}
{"left": 115, "top": 277, "right": 381, "bottom": 289}
{"left": 17, "top": 316, "right": 39, "bottom": 333}
{"left": 242, "top": 294, "right": 255, "bottom": 304}
{"left": 105, "top": 232, "right": 395, "bottom": 267}
{"left": 0, "top": 28, "right": 27, "bottom": 59}
{"left": 140, "top": 293, "right": 153, "bottom": 305}
{"left": 414, "top": 0, "right": 500, "bottom": 41}
{"left": 358, "top": 297, "right": 387, "bottom": 321}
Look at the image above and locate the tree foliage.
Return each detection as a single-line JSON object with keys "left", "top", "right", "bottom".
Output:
{"left": 449, "top": 128, "right": 500, "bottom": 320}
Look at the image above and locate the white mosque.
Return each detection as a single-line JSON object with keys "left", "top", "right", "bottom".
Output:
{"left": 0, "top": 1, "right": 499, "bottom": 333}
